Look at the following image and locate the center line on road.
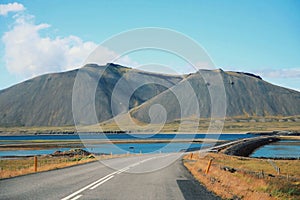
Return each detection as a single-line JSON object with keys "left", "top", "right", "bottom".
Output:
{"left": 69, "top": 195, "right": 82, "bottom": 200}
{"left": 117, "top": 167, "right": 129, "bottom": 174}
{"left": 89, "top": 175, "right": 114, "bottom": 190}
{"left": 61, "top": 154, "right": 172, "bottom": 200}
{"left": 61, "top": 173, "right": 116, "bottom": 200}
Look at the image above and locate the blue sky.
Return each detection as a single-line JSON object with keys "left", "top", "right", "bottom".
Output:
{"left": 0, "top": 0, "right": 299, "bottom": 90}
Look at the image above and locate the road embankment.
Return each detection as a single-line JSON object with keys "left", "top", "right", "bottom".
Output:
{"left": 223, "top": 136, "right": 280, "bottom": 157}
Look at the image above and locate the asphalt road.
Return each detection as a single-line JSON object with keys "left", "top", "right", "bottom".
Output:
{"left": 0, "top": 153, "right": 220, "bottom": 200}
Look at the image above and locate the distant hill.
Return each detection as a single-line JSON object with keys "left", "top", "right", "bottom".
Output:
{"left": 0, "top": 63, "right": 182, "bottom": 126}
{"left": 132, "top": 69, "right": 300, "bottom": 123}
{"left": 0, "top": 63, "right": 299, "bottom": 127}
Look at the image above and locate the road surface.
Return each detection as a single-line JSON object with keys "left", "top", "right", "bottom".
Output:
{"left": 0, "top": 153, "right": 220, "bottom": 200}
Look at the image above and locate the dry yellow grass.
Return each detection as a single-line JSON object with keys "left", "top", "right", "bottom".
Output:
{"left": 208, "top": 153, "right": 300, "bottom": 178}
{"left": 92, "top": 115, "right": 300, "bottom": 133}
{"left": 183, "top": 153, "right": 300, "bottom": 200}
{"left": 0, "top": 156, "right": 96, "bottom": 179}
{"left": 0, "top": 154, "right": 134, "bottom": 179}
{"left": 1, "top": 115, "right": 299, "bottom": 134}
{"left": 0, "top": 126, "right": 76, "bottom": 135}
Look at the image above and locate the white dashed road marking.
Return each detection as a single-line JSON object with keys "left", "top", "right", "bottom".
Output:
{"left": 61, "top": 155, "right": 169, "bottom": 200}
{"left": 89, "top": 175, "right": 114, "bottom": 190}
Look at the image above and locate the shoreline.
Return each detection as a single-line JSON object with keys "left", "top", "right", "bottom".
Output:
{"left": 0, "top": 131, "right": 296, "bottom": 136}
{"left": 1, "top": 134, "right": 299, "bottom": 152}
{"left": 0, "top": 138, "right": 223, "bottom": 151}
{"left": 0, "top": 129, "right": 299, "bottom": 136}
{"left": 0, "top": 132, "right": 250, "bottom": 136}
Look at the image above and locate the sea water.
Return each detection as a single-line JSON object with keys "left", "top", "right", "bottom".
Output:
{"left": 251, "top": 140, "right": 300, "bottom": 158}
{"left": 0, "top": 133, "right": 254, "bottom": 157}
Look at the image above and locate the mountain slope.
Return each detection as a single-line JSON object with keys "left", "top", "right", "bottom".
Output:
{"left": 131, "top": 69, "right": 300, "bottom": 123}
{"left": 0, "top": 63, "right": 182, "bottom": 126}
{"left": 0, "top": 70, "right": 77, "bottom": 127}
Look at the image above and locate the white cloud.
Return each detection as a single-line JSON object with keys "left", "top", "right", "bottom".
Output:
{"left": 0, "top": 2, "right": 25, "bottom": 16}
{"left": 2, "top": 12, "right": 137, "bottom": 79}
{"left": 256, "top": 68, "right": 300, "bottom": 79}
{"left": 2, "top": 14, "right": 97, "bottom": 78}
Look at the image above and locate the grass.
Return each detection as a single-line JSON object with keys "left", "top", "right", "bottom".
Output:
{"left": 0, "top": 125, "right": 76, "bottom": 135}
{"left": 94, "top": 115, "right": 300, "bottom": 133}
{"left": 209, "top": 154, "right": 300, "bottom": 177}
{"left": 267, "top": 180, "right": 300, "bottom": 199}
{"left": 183, "top": 153, "right": 300, "bottom": 200}
{"left": 0, "top": 115, "right": 299, "bottom": 134}
{"left": 0, "top": 154, "right": 133, "bottom": 179}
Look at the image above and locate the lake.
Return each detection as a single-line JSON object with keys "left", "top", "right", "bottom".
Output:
{"left": 250, "top": 139, "right": 300, "bottom": 158}
{"left": 0, "top": 133, "right": 254, "bottom": 157}
{"left": 0, "top": 143, "right": 212, "bottom": 157}
{"left": 0, "top": 133, "right": 253, "bottom": 142}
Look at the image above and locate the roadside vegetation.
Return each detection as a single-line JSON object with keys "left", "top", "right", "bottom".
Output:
{"left": 183, "top": 153, "right": 300, "bottom": 200}
{"left": 0, "top": 153, "right": 133, "bottom": 179}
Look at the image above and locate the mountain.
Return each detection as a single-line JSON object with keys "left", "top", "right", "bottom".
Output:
{"left": 0, "top": 63, "right": 182, "bottom": 126}
{"left": 0, "top": 63, "right": 299, "bottom": 127}
{"left": 131, "top": 69, "right": 300, "bottom": 123}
